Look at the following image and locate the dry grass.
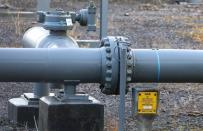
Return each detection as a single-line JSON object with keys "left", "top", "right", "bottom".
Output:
{"left": 165, "top": 15, "right": 203, "bottom": 43}
{"left": 189, "top": 26, "right": 203, "bottom": 42}
{"left": 106, "top": 119, "right": 118, "bottom": 131}
{"left": 176, "top": 24, "right": 203, "bottom": 43}
{"left": 12, "top": 11, "right": 22, "bottom": 36}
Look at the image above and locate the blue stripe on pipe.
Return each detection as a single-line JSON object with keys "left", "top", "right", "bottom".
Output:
{"left": 155, "top": 50, "right": 160, "bottom": 82}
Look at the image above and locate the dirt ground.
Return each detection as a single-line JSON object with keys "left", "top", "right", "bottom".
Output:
{"left": 0, "top": 1, "right": 202, "bottom": 131}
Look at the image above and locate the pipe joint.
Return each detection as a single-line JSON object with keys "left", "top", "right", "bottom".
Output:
{"left": 100, "top": 36, "right": 132, "bottom": 95}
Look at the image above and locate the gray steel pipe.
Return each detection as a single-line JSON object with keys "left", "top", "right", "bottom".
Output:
{"left": 22, "top": 27, "right": 78, "bottom": 48}
{"left": 1, "top": 48, "right": 203, "bottom": 83}
{"left": 0, "top": 11, "right": 35, "bottom": 18}
{"left": 0, "top": 48, "right": 102, "bottom": 82}
{"left": 33, "top": 83, "right": 50, "bottom": 97}
{"left": 22, "top": 26, "right": 79, "bottom": 97}
{"left": 132, "top": 49, "right": 203, "bottom": 83}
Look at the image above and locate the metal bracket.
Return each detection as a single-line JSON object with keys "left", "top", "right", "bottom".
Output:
{"left": 118, "top": 43, "right": 128, "bottom": 131}
{"left": 100, "top": 0, "right": 108, "bottom": 39}
{"left": 56, "top": 80, "right": 90, "bottom": 102}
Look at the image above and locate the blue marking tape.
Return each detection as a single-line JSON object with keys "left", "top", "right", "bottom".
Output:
{"left": 155, "top": 50, "right": 160, "bottom": 82}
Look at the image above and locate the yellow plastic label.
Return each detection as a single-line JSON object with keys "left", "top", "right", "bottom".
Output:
{"left": 137, "top": 91, "right": 158, "bottom": 114}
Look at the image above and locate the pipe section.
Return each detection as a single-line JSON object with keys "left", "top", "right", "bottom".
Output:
{"left": 0, "top": 48, "right": 102, "bottom": 82}
{"left": 22, "top": 27, "right": 78, "bottom": 48}
{"left": 132, "top": 49, "right": 203, "bottom": 83}
{"left": 1, "top": 48, "right": 203, "bottom": 84}
{"left": 22, "top": 26, "right": 79, "bottom": 97}
{"left": 33, "top": 83, "right": 49, "bottom": 97}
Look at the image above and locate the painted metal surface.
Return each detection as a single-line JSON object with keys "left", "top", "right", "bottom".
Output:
{"left": 33, "top": 83, "right": 49, "bottom": 97}
{"left": 22, "top": 26, "right": 79, "bottom": 97}
{"left": 131, "top": 88, "right": 159, "bottom": 131}
{"left": 0, "top": 46, "right": 203, "bottom": 87}
{"left": 87, "top": 2, "right": 97, "bottom": 31}
{"left": 132, "top": 49, "right": 203, "bottom": 83}
{"left": 0, "top": 48, "right": 203, "bottom": 84}
{"left": 131, "top": 88, "right": 137, "bottom": 116}
{"left": 76, "top": 40, "right": 100, "bottom": 48}
{"left": 137, "top": 91, "right": 158, "bottom": 114}
{"left": 0, "top": 48, "right": 102, "bottom": 82}
{"left": 0, "top": 11, "right": 35, "bottom": 18}
{"left": 100, "top": 0, "right": 108, "bottom": 39}
{"left": 37, "top": 0, "right": 50, "bottom": 11}
{"left": 119, "top": 45, "right": 127, "bottom": 131}
{"left": 22, "top": 27, "right": 78, "bottom": 48}
{"left": 137, "top": 116, "right": 156, "bottom": 131}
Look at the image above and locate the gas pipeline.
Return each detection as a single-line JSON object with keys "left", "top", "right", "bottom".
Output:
{"left": 5, "top": 1, "right": 203, "bottom": 131}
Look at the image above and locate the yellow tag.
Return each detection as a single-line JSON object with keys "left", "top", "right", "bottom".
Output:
{"left": 137, "top": 91, "right": 158, "bottom": 114}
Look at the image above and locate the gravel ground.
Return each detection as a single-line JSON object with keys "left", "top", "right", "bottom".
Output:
{"left": 0, "top": 1, "right": 202, "bottom": 131}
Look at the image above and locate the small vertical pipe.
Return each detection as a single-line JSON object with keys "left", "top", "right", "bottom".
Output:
{"left": 131, "top": 88, "right": 137, "bottom": 116}
{"left": 137, "top": 116, "right": 155, "bottom": 131}
{"left": 64, "top": 84, "right": 76, "bottom": 97}
{"left": 188, "top": 0, "right": 201, "bottom": 3}
{"left": 100, "top": 0, "right": 108, "bottom": 39}
{"left": 87, "top": 1, "right": 96, "bottom": 32}
{"left": 35, "top": 0, "right": 50, "bottom": 98}
{"left": 119, "top": 46, "right": 127, "bottom": 131}
{"left": 37, "top": 0, "right": 50, "bottom": 11}
{"left": 33, "top": 83, "right": 49, "bottom": 98}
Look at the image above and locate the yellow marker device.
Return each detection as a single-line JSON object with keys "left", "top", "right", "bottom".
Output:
{"left": 137, "top": 91, "right": 158, "bottom": 115}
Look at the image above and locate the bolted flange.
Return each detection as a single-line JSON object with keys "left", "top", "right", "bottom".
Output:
{"left": 100, "top": 36, "right": 133, "bottom": 95}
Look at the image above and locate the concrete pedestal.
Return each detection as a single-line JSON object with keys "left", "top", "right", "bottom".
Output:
{"left": 8, "top": 93, "right": 39, "bottom": 128}
{"left": 39, "top": 95, "right": 104, "bottom": 131}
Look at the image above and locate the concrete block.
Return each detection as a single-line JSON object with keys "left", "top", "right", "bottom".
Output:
{"left": 39, "top": 95, "right": 104, "bottom": 131}
{"left": 8, "top": 93, "right": 39, "bottom": 128}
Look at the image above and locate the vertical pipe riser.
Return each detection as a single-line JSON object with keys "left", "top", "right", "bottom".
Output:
{"left": 37, "top": 0, "right": 50, "bottom": 11}
{"left": 33, "top": 83, "right": 49, "bottom": 97}
{"left": 100, "top": 0, "right": 108, "bottom": 39}
{"left": 119, "top": 46, "right": 127, "bottom": 131}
